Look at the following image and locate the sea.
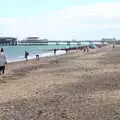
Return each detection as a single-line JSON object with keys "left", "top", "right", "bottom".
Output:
{"left": 0, "top": 42, "right": 91, "bottom": 63}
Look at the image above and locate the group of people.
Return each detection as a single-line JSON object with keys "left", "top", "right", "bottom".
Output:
{"left": 0, "top": 49, "right": 30, "bottom": 75}
{"left": 25, "top": 51, "right": 40, "bottom": 61}
{"left": 83, "top": 46, "right": 89, "bottom": 53}
{"left": 0, "top": 46, "right": 90, "bottom": 75}
{"left": 53, "top": 46, "right": 89, "bottom": 55}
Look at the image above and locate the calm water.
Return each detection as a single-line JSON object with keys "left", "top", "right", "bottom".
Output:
{"left": 0, "top": 42, "right": 90, "bottom": 62}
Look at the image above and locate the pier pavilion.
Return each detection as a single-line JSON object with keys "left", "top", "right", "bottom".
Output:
{"left": 18, "top": 37, "right": 48, "bottom": 45}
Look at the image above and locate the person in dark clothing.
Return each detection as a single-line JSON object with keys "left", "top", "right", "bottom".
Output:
{"left": 83, "top": 47, "right": 86, "bottom": 52}
{"left": 65, "top": 48, "right": 68, "bottom": 54}
{"left": 25, "top": 51, "right": 29, "bottom": 61}
{"left": 54, "top": 49, "right": 57, "bottom": 55}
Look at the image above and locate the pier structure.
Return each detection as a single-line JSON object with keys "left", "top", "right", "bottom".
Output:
{"left": 47, "top": 40, "right": 104, "bottom": 45}
{"left": 16, "top": 37, "right": 117, "bottom": 46}
{"left": 0, "top": 37, "right": 117, "bottom": 46}
{"left": 0, "top": 37, "right": 17, "bottom": 46}
{"left": 17, "top": 40, "right": 108, "bottom": 46}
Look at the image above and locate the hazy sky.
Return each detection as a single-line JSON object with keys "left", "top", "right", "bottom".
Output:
{"left": 0, "top": 0, "right": 120, "bottom": 40}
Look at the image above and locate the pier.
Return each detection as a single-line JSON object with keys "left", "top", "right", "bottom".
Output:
{"left": 47, "top": 40, "right": 102, "bottom": 45}
{"left": 0, "top": 37, "right": 117, "bottom": 46}
{"left": 17, "top": 40, "right": 108, "bottom": 46}
{"left": 0, "top": 37, "right": 17, "bottom": 46}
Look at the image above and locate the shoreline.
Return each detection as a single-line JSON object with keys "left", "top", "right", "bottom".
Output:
{"left": 7, "top": 49, "right": 66, "bottom": 63}
{"left": 6, "top": 43, "right": 104, "bottom": 63}
{"left": 5, "top": 45, "right": 110, "bottom": 76}
{"left": 7, "top": 44, "right": 109, "bottom": 66}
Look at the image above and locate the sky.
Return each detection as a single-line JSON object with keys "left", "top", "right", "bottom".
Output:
{"left": 0, "top": 0, "right": 120, "bottom": 40}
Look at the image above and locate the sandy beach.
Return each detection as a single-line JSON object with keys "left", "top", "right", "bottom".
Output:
{"left": 0, "top": 45, "right": 120, "bottom": 120}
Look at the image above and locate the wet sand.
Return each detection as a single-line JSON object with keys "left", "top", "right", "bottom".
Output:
{"left": 0, "top": 45, "right": 120, "bottom": 120}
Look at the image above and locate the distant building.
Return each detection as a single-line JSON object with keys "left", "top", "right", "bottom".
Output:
{"left": 0, "top": 37, "right": 17, "bottom": 46}
{"left": 21, "top": 37, "right": 48, "bottom": 44}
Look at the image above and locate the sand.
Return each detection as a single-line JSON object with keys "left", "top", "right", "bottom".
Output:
{"left": 0, "top": 45, "right": 120, "bottom": 120}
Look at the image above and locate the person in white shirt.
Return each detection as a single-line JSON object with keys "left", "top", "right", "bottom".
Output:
{"left": 0, "top": 48, "right": 7, "bottom": 75}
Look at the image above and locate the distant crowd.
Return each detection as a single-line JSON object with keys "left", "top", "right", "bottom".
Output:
{"left": 53, "top": 46, "right": 90, "bottom": 55}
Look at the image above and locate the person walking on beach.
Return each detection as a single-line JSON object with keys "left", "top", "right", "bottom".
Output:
{"left": 113, "top": 43, "right": 115, "bottom": 48}
{"left": 83, "top": 47, "right": 86, "bottom": 52}
{"left": 54, "top": 49, "right": 57, "bottom": 55}
{"left": 65, "top": 48, "right": 68, "bottom": 54}
{"left": 0, "top": 48, "right": 7, "bottom": 75}
{"left": 25, "top": 51, "right": 29, "bottom": 61}
{"left": 36, "top": 54, "right": 39, "bottom": 60}
{"left": 86, "top": 46, "right": 89, "bottom": 52}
